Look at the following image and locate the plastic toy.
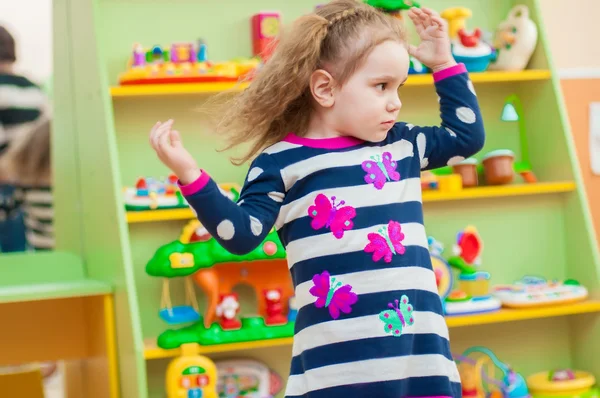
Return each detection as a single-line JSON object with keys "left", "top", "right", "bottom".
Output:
{"left": 124, "top": 177, "right": 239, "bottom": 211}
{"left": 500, "top": 94, "right": 538, "bottom": 183}
{"left": 492, "top": 276, "right": 588, "bottom": 308}
{"left": 166, "top": 343, "right": 218, "bottom": 398}
{"left": 429, "top": 227, "right": 501, "bottom": 316}
{"left": 409, "top": 55, "right": 430, "bottom": 75}
{"left": 441, "top": 7, "right": 495, "bottom": 72}
{"left": 146, "top": 219, "right": 295, "bottom": 349}
{"left": 482, "top": 149, "right": 516, "bottom": 185}
{"left": 118, "top": 41, "right": 261, "bottom": 86}
{"left": 489, "top": 5, "right": 538, "bottom": 71}
{"left": 251, "top": 12, "right": 282, "bottom": 61}
{"left": 215, "top": 359, "right": 284, "bottom": 398}
{"left": 527, "top": 369, "right": 599, "bottom": 398}
{"left": 455, "top": 346, "right": 530, "bottom": 398}
{"left": 364, "top": 0, "right": 420, "bottom": 20}
{"left": 452, "top": 158, "right": 479, "bottom": 188}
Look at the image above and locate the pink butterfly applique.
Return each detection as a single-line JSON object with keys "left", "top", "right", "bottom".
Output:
{"left": 309, "top": 270, "right": 358, "bottom": 319}
{"left": 361, "top": 152, "right": 400, "bottom": 190}
{"left": 308, "top": 194, "right": 356, "bottom": 239}
{"left": 364, "top": 221, "right": 406, "bottom": 263}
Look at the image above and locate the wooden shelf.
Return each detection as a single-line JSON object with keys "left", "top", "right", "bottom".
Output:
{"left": 144, "top": 300, "right": 600, "bottom": 360}
{"left": 144, "top": 337, "right": 294, "bottom": 360}
{"left": 0, "top": 280, "right": 113, "bottom": 304}
{"left": 446, "top": 300, "right": 600, "bottom": 328}
{"left": 126, "top": 181, "right": 575, "bottom": 223}
{"left": 126, "top": 208, "right": 194, "bottom": 223}
{"left": 110, "top": 69, "right": 551, "bottom": 98}
{"left": 422, "top": 181, "right": 576, "bottom": 202}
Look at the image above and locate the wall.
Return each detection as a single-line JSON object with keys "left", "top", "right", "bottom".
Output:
{"left": 539, "top": 0, "right": 600, "bottom": 244}
{"left": 0, "top": 0, "right": 52, "bottom": 84}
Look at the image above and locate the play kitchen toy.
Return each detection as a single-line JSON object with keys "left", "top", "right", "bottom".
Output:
{"left": 452, "top": 158, "right": 479, "bottom": 188}
{"left": 482, "top": 150, "right": 515, "bottom": 185}
{"left": 489, "top": 5, "right": 538, "bottom": 71}
{"left": 492, "top": 276, "right": 588, "bottom": 308}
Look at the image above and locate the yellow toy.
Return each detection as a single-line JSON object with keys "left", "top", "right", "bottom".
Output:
{"left": 166, "top": 343, "right": 218, "bottom": 398}
{"left": 527, "top": 369, "right": 599, "bottom": 398}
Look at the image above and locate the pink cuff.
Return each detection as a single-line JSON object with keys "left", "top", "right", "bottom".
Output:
{"left": 432, "top": 63, "right": 467, "bottom": 82}
{"left": 177, "top": 170, "right": 210, "bottom": 196}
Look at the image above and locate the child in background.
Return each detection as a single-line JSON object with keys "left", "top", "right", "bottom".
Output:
{"left": 0, "top": 114, "right": 53, "bottom": 251}
{"left": 0, "top": 25, "right": 47, "bottom": 252}
{"left": 151, "top": 1, "right": 485, "bottom": 397}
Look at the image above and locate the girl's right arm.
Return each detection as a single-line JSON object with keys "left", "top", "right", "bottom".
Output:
{"left": 150, "top": 120, "right": 285, "bottom": 255}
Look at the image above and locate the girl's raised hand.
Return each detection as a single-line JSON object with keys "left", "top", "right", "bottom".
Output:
{"left": 149, "top": 120, "right": 201, "bottom": 185}
{"left": 407, "top": 7, "right": 456, "bottom": 73}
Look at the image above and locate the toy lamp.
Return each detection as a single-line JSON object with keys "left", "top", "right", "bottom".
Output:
{"left": 500, "top": 94, "right": 537, "bottom": 182}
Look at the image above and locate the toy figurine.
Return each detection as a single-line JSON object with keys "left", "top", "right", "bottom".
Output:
{"left": 216, "top": 293, "right": 242, "bottom": 330}
{"left": 264, "top": 289, "right": 287, "bottom": 326}
{"left": 489, "top": 5, "right": 538, "bottom": 71}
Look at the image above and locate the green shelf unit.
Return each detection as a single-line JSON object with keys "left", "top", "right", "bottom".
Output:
{"left": 52, "top": 0, "right": 600, "bottom": 397}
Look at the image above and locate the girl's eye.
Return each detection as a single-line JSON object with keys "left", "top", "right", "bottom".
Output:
{"left": 377, "top": 83, "right": 387, "bottom": 91}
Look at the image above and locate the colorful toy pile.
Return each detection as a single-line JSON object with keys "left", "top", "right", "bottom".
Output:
{"left": 118, "top": 41, "right": 261, "bottom": 86}
{"left": 430, "top": 226, "right": 588, "bottom": 315}
{"left": 123, "top": 176, "right": 239, "bottom": 211}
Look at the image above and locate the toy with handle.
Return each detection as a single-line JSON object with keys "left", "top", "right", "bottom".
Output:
{"left": 489, "top": 5, "right": 538, "bottom": 71}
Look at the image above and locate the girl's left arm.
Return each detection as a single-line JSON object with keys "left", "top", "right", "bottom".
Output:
{"left": 407, "top": 63, "right": 486, "bottom": 171}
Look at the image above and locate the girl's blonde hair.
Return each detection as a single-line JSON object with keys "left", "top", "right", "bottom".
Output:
{"left": 215, "top": 0, "right": 407, "bottom": 165}
{"left": 0, "top": 114, "right": 51, "bottom": 186}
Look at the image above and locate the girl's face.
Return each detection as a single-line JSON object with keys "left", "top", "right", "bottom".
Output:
{"left": 332, "top": 40, "right": 409, "bottom": 142}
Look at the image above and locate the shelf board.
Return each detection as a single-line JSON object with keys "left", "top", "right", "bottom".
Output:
{"left": 144, "top": 337, "right": 294, "bottom": 360}
{"left": 111, "top": 69, "right": 551, "bottom": 98}
{"left": 127, "top": 181, "right": 575, "bottom": 223}
{"left": 0, "top": 280, "right": 113, "bottom": 304}
{"left": 144, "top": 300, "right": 600, "bottom": 360}
{"left": 422, "top": 181, "right": 576, "bottom": 202}
{"left": 446, "top": 300, "right": 600, "bottom": 328}
{"left": 126, "top": 208, "right": 194, "bottom": 223}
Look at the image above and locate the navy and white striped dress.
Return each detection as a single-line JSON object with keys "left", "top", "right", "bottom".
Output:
{"left": 181, "top": 63, "right": 485, "bottom": 398}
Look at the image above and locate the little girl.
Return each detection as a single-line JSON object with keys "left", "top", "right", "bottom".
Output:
{"left": 150, "top": 1, "right": 484, "bottom": 397}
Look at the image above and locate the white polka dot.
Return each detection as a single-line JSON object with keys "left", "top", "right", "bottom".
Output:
{"left": 437, "top": 95, "right": 441, "bottom": 103}
{"left": 445, "top": 127, "right": 457, "bottom": 137}
{"left": 247, "top": 167, "right": 263, "bottom": 182}
{"left": 456, "top": 107, "right": 476, "bottom": 124}
{"left": 268, "top": 191, "right": 285, "bottom": 203}
{"left": 406, "top": 123, "right": 415, "bottom": 130}
{"left": 447, "top": 156, "right": 465, "bottom": 166}
{"left": 417, "top": 133, "right": 429, "bottom": 169}
{"left": 249, "top": 216, "right": 263, "bottom": 236}
{"left": 467, "top": 80, "right": 476, "bottom": 96}
{"left": 216, "top": 219, "right": 235, "bottom": 240}
{"left": 237, "top": 199, "right": 245, "bottom": 206}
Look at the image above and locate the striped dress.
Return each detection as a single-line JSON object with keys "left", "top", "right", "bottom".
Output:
{"left": 181, "top": 63, "right": 485, "bottom": 398}
{"left": 14, "top": 186, "right": 54, "bottom": 251}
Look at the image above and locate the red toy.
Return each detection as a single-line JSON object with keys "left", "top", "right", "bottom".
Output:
{"left": 216, "top": 293, "right": 242, "bottom": 330}
{"left": 264, "top": 289, "right": 287, "bottom": 326}
{"left": 251, "top": 12, "right": 282, "bottom": 61}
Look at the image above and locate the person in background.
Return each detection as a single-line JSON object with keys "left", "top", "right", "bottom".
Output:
{"left": 0, "top": 25, "right": 47, "bottom": 252}
{"left": 0, "top": 114, "right": 53, "bottom": 251}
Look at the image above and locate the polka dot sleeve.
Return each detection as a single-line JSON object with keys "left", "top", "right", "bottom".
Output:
{"left": 404, "top": 63, "right": 485, "bottom": 171}
{"left": 181, "top": 153, "right": 285, "bottom": 255}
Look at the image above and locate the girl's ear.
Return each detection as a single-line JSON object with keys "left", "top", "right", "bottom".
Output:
{"left": 309, "top": 69, "right": 336, "bottom": 108}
